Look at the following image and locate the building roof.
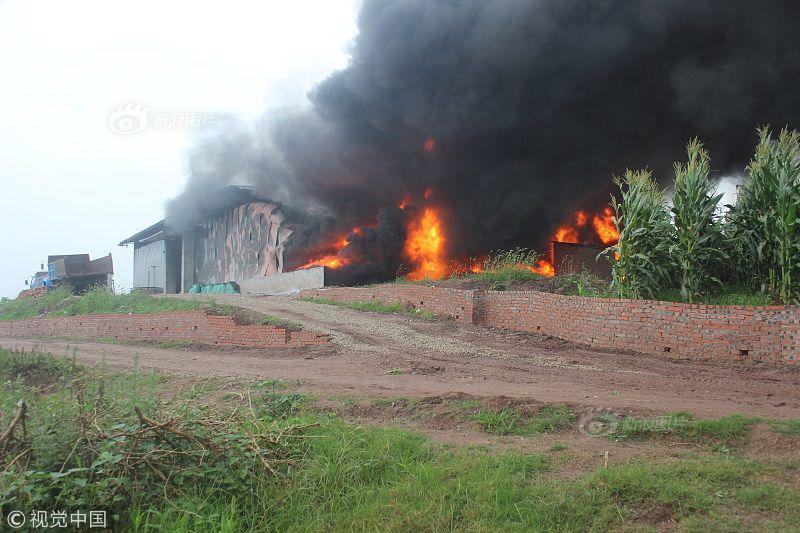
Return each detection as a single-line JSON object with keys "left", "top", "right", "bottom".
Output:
{"left": 119, "top": 220, "right": 167, "bottom": 246}
{"left": 118, "top": 186, "right": 286, "bottom": 246}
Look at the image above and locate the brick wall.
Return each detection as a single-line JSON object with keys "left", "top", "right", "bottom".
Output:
{"left": 477, "top": 291, "right": 797, "bottom": 365}
{"left": 0, "top": 310, "right": 330, "bottom": 348}
{"left": 300, "top": 284, "right": 798, "bottom": 365}
{"left": 300, "top": 284, "right": 477, "bottom": 323}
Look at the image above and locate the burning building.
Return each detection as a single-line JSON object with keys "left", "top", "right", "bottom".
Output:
{"left": 120, "top": 187, "right": 304, "bottom": 293}
{"left": 157, "top": 1, "right": 798, "bottom": 286}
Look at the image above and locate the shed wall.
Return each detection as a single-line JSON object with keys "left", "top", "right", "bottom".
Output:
{"left": 133, "top": 240, "right": 166, "bottom": 291}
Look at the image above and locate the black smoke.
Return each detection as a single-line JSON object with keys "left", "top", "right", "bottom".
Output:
{"left": 166, "top": 0, "right": 800, "bottom": 283}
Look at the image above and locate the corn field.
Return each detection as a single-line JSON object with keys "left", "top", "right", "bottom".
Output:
{"left": 670, "top": 138, "right": 726, "bottom": 303}
{"left": 606, "top": 169, "right": 673, "bottom": 299}
{"left": 606, "top": 126, "right": 800, "bottom": 304}
{"left": 730, "top": 128, "right": 800, "bottom": 303}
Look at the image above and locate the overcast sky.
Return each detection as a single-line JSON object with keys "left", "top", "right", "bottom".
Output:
{"left": 0, "top": 0, "right": 358, "bottom": 298}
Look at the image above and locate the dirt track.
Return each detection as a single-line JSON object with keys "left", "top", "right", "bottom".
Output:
{"left": 3, "top": 293, "right": 799, "bottom": 419}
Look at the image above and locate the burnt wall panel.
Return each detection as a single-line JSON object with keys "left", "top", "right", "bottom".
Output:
{"left": 193, "top": 202, "right": 293, "bottom": 284}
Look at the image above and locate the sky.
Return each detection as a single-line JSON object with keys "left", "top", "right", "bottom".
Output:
{"left": 0, "top": 0, "right": 358, "bottom": 298}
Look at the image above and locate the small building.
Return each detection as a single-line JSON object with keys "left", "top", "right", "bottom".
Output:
{"left": 551, "top": 241, "right": 612, "bottom": 279}
{"left": 119, "top": 187, "right": 300, "bottom": 293}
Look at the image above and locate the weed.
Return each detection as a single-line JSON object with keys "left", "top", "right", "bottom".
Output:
{"left": 1, "top": 350, "right": 798, "bottom": 531}
{"left": 374, "top": 397, "right": 420, "bottom": 409}
{"left": 453, "top": 398, "right": 481, "bottom": 411}
{"left": 771, "top": 419, "right": 800, "bottom": 436}
{"left": 612, "top": 413, "right": 758, "bottom": 446}
{"left": 548, "top": 443, "right": 567, "bottom": 452}
{"left": 251, "top": 379, "right": 293, "bottom": 392}
{"left": 474, "top": 404, "right": 575, "bottom": 436}
{"left": 448, "top": 248, "right": 550, "bottom": 290}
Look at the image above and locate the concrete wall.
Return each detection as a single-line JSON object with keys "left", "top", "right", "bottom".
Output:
{"left": 239, "top": 267, "right": 326, "bottom": 295}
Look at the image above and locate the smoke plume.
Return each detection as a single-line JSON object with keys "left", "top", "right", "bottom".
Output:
{"left": 166, "top": 0, "right": 800, "bottom": 283}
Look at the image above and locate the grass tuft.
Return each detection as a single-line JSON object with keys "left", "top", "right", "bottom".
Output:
{"left": 612, "top": 413, "right": 758, "bottom": 446}
{"left": 474, "top": 404, "right": 576, "bottom": 436}
{"left": 771, "top": 419, "right": 800, "bottom": 436}
{"left": 0, "top": 286, "right": 200, "bottom": 321}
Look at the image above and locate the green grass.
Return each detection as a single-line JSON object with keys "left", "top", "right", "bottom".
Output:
{"left": 474, "top": 404, "right": 576, "bottom": 436}
{"left": 3, "top": 348, "right": 799, "bottom": 531}
{"left": 0, "top": 286, "right": 200, "bottom": 321}
{"left": 453, "top": 398, "right": 482, "bottom": 411}
{"left": 445, "top": 248, "right": 551, "bottom": 290}
{"left": 771, "top": 419, "right": 800, "bottom": 436}
{"left": 299, "top": 296, "right": 436, "bottom": 319}
{"left": 374, "top": 397, "right": 420, "bottom": 409}
{"left": 452, "top": 267, "right": 546, "bottom": 290}
{"left": 611, "top": 413, "right": 759, "bottom": 446}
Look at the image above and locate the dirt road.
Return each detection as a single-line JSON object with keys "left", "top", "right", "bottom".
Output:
{"left": 3, "top": 293, "right": 799, "bottom": 419}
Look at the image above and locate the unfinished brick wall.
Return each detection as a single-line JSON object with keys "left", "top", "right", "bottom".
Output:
{"left": 0, "top": 310, "right": 330, "bottom": 348}
{"left": 299, "top": 284, "right": 798, "bottom": 365}
{"left": 301, "top": 284, "right": 477, "bottom": 323}
{"left": 477, "top": 291, "right": 797, "bottom": 365}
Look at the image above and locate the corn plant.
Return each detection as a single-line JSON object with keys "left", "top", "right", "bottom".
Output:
{"left": 604, "top": 169, "right": 673, "bottom": 299}
{"left": 670, "top": 138, "right": 726, "bottom": 302}
{"left": 730, "top": 127, "right": 800, "bottom": 303}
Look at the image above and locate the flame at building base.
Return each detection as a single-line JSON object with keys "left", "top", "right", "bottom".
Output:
{"left": 404, "top": 207, "right": 448, "bottom": 281}
{"left": 295, "top": 190, "right": 618, "bottom": 282}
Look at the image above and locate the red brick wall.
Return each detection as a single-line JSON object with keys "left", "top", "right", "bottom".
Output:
{"left": 0, "top": 310, "right": 330, "bottom": 348}
{"left": 300, "top": 284, "right": 798, "bottom": 365}
{"left": 300, "top": 284, "right": 477, "bottom": 323}
{"left": 477, "top": 291, "right": 797, "bottom": 365}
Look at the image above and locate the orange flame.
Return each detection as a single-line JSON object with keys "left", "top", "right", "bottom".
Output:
{"left": 553, "top": 226, "right": 579, "bottom": 243}
{"left": 299, "top": 226, "right": 364, "bottom": 269}
{"left": 405, "top": 207, "right": 448, "bottom": 280}
{"left": 528, "top": 259, "right": 554, "bottom": 277}
{"left": 592, "top": 207, "right": 619, "bottom": 245}
{"left": 424, "top": 137, "right": 436, "bottom": 152}
{"left": 300, "top": 255, "right": 346, "bottom": 269}
{"left": 551, "top": 208, "right": 619, "bottom": 246}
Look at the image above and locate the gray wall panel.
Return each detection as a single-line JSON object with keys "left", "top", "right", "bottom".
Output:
{"left": 133, "top": 241, "right": 166, "bottom": 290}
